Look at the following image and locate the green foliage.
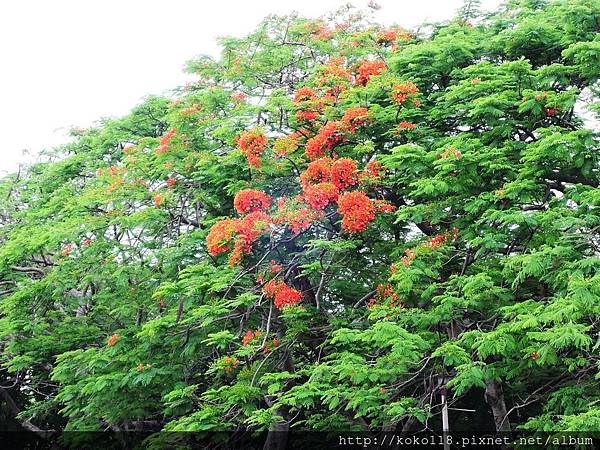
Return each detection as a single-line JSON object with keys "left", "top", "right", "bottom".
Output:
{"left": 0, "top": 0, "right": 599, "bottom": 440}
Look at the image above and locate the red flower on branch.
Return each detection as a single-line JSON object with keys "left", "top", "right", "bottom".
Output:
{"left": 396, "top": 121, "right": 416, "bottom": 133}
{"left": 355, "top": 60, "right": 386, "bottom": 86}
{"left": 61, "top": 243, "right": 74, "bottom": 257}
{"left": 274, "top": 285, "right": 303, "bottom": 309}
{"left": 223, "top": 356, "right": 239, "bottom": 373}
{"left": 363, "top": 161, "right": 386, "bottom": 181}
{"left": 392, "top": 81, "right": 419, "bottom": 106}
{"left": 302, "top": 182, "right": 339, "bottom": 210}
{"left": 263, "top": 279, "right": 303, "bottom": 310}
{"left": 337, "top": 191, "right": 376, "bottom": 233}
{"left": 374, "top": 283, "right": 404, "bottom": 308}
{"left": 318, "top": 57, "right": 352, "bottom": 86}
{"left": 153, "top": 194, "right": 164, "bottom": 207}
{"left": 305, "top": 122, "right": 345, "bottom": 160}
{"left": 233, "top": 189, "right": 271, "bottom": 215}
{"left": 296, "top": 109, "right": 319, "bottom": 123}
{"left": 275, "top": 198, "right": 323, "bottom": 234}
{"left": 231, "top": 92, "right": 247, "bottom": 102}
{"left": 242, "top": 329, "right": 262, "bottom": 345}
{"left": 330, "top": 158, "right": 358, "bottom": 190}
{"left": 376, "top": 30, "right": 398, "bottom": 45}
{"left": 229, "top": 211, "right": 272, "bottom": 266}
{"left": 300, "top": 157, "right": 334, "bottom": 186}
{"left": 269, "top": 261, "right": 283, "bottom": 273}
{"left": 341, "top": 107, "right": 370, "bottom": 132}
{"left": 437, "top": 147, "right": 462, "bottom": 159}
{"left": 401, "top": 248, "right": 416, "bottom": 267}
{"left": 237, "top": 128, "right": 268, "bottom": 168}
{"left": 207, "top": 218, "right": 237, "bottom": 256}
{"left": 156, "top": 128, "right": 177, "bottom": 155}
{"left": 294, "top": 87, "right": 317, "bottom": 104}
{"left": 337, "top": 191, "right": 395, "bottom": 233}
{"left": 107, "top": 334, "right": 120, "bottom": 347}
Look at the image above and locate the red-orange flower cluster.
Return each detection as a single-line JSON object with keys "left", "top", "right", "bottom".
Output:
{"left": 300, "top": 157, "right": 358, "bottom": 191}
{"left": 341, "top": 107, "right": 370, "bottom": 132}
{"left": 107, "top": 334, "right": 120, "bottom": 347}
{"left": 180, "top": 105, "right": 201, "bottom": 115}
{"left": 263, "top": 279, "right": 302, "bottom": 309}
{"left": 313, "top": 24, "right": 333, "bottom": 41}
{"left": 294, "top": 87, "right": 317, "bottom": 104}
{"left": 274, "top": 286, "right": 303, "bottom": 310}
{"left": 337, "top": 191, "right": 376, "bottom": 233}
{"left": 223, "top": 356, "right": 239, "bottom": 373}
{"left": 399, "top": 228, "right": 458, "bottom": 267}
{"left": 156, "top": 128, "right": 177, "bottom": 155}
{"left": 62, "top": 243, "right": 74, "bottom": 257}
{"left": 392, "top": 81, "right": 419, "bottom": 106}
{"left": 263, "top": 338, "right": 280, "bottom": 354}
{"left": 229, "top": 211, "right": 272, "bottom": 266}
{"left": 263, "top": 279, "right": 303, "bottom": 310}
{"left": 206, "top": 218, "right": 237, "bottom": 257}
{"left": 426, "top": 228, "right": 459, "bottom": 248}
{"left": 427, "top": 234, "right": 447, "bottom": 249}
{"left": 337, "top": 191, "right": 395, "bottom": 233}
{"left": 401, "top": 248, "right": 417, "bottom": 267}
{"left": 300, "top": 157, "right": 333, "bottom": 185}
{"left": 365, "top": 161, "right": 385, "bottom": 179}
{"left": 437, "top": 147, "right": 462, "bottom": 159}
{"left": 294, "top": 87, "right": 321, "bottom": 123}
{"left": 153, "top": 194, "right": 164, "bottom": 207}
{"left": 269, "top": 260, "right": 283, "bottom": 273}
{"left": 396, "top": 121, "right": 416, "bottom": 133}
{"left": 302, "top": 182, "right": 339, "bottom": 210}
{"left": 355, "top": 60, "right": 387, "bottom": 86}
{"left": 296, "top": 110, "right": 319, "bottom": 122}
{"left": 237, "top": 129, "right": 268, "bottom": 168}
{"left": 368, "top": 283, "right": 404, "bottom": 308}
{"left": 242, "top": 329, "right": 262, "bottom": 345}
{"left": 233, "top": 189, "right": 271, "bottom": 215}
{"left": 318, "top": 57, "right": 352, "bottom": 86}
{"left": 231, "top": 92, "right": 247, "bottom": 102}
{"left": 305, "top": 122, "right": 345, "bottom": 160}
{"left": 206, "top": 213, "right": 271, "bottom": 266}
{"left": 376, "top": 30, "right": 398, "bottom": 45}
{"left": 330, "top": 158, "right": 359, "bottom": 190}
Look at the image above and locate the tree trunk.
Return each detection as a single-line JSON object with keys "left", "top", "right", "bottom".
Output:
{"left": 262, "top": 400, "right": 289, "bottom": 450}
{"left": 0, "top": 386, "right": 54, "bottom": 437}
{"left": 484, "top": 379, "right": 511, "bottom": 432}
{"left": 262, "top": 351, "right": 295, "bottom": 450}
{"left": 262, "top": 416, "right": 289, "bottom": 450}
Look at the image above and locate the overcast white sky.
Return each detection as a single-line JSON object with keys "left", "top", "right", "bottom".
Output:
{"left": 0, "top": 0, "right": 501, "bottom": 175}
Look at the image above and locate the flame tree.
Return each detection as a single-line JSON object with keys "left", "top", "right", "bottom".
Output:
{"left": 0, "top": 0, "right": 599, "bottom": 445}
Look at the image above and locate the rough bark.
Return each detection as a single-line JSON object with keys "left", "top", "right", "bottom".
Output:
{"left": 484, "top": 379, "right": 511, "bottom": 432}
{"left": 262, "top": 399, "right": 289, "bottom": 450}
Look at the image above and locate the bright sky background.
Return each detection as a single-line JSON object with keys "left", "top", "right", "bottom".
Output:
{"left": 0, "top": 0, "right": 502, "bottom": 175}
